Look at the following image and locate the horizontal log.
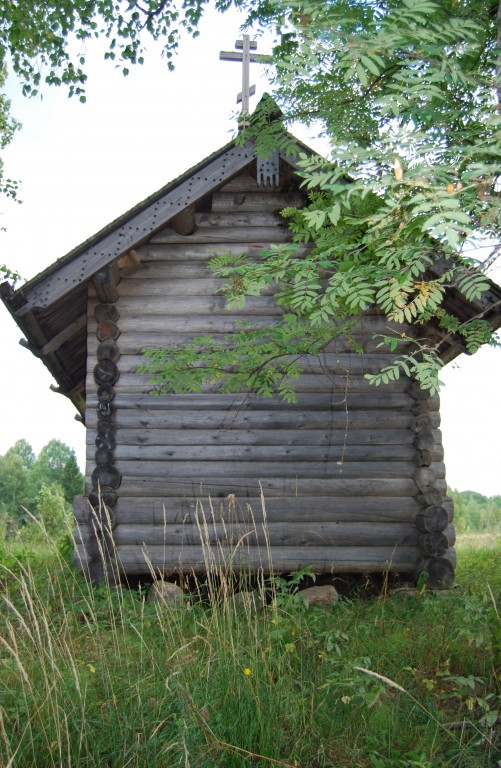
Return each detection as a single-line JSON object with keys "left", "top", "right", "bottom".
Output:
{"left": 86, "top": 427, "right": 429, "bottom": 448}
{"left": 85, "top": 407, "right": 440, "bottom": 431}
{"left": 210, "top": 191, "right": 305, "bottom": 212}
{"left": 74, "top": 494, "right": 422, "bottom": 525}
{"left": 135, "top": 242, "right": 313, "bottom": 262}
{"left": 111, "top": 544, "right": 422, "bottom": 575}
{"left": 117, "top": 277, "right": 228, "bottom": 296}
{"left": 107, "top": 477, "right": 419, "bottom": 498}
{"left": 114, "top": 294, "right": 283, "bottom": 315}
{"left": 149, "top": 226, "right": 292, "bottom": 244}
{"left": 91, "top": 351, "right": 413, "bottom": 380}
{"left": 112, "top": 459, "right": 421, "bottom": 479}
{"left": 96, "top": 443, "right": 441, "bottom": 464}
{"left": 76, "top": 521, "right": 422, "bottom": 548}
{"left": 104, "top": 378, "right": 415, "bottom": 399}
{"left": 195, "top": 211, "right": 283, "bottom": 228}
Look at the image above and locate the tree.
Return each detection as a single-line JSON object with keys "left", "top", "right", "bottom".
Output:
{"left": 0, "top": 439, "right": 83, "bottom": 539}
{"left": 1, "top": 0, "right": 500, "bottom": 392}
{"left": 31, "top": 439, "right": 81, "bottom": 492}
{"left": 141, "top": 0, "right": 501, "bottom": 395}
{"left": 60, "top": 454, "right": 84, "bottom": 504}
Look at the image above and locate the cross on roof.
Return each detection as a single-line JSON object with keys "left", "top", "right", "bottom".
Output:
{"left": 219, "top": 35, "right": 272, "bottom": 125}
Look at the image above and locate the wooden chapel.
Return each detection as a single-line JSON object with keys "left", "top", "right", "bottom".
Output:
{"left": 2, "top": 40, "right": 501, "bottom": 588}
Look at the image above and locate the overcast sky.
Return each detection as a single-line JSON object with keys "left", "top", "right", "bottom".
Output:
{"left": 0, "top": 7, "right": 500, "bottom": 496}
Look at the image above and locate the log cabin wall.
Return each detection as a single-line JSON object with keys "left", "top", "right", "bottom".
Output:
{"left": 75, "top": 169, "right": 456, "bottom": 586}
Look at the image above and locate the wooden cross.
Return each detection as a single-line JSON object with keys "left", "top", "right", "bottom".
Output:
{"left": 219, "top": 35, "right": 272, "bottom": 123}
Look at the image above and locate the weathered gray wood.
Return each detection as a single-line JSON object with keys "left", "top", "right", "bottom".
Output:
{"left": 425, "top": 556, "right": 455, "bottom": 588}
{"left": 91, "top": 465, "right": 122, "bottom": 489}
{"left": 96, "top": 350, "right": 412, "bottom": 377}
{"left": 416, "top": 505, "right": 449, "bottom": 533}
{"left": 86, "top": 391, "right": 418, "bottom": 411}
{"left": 40, "top": 314, "right": 87, "bottom": 355}
{"left": 96, "top": 319, "right": 120, "bottom": 342}
{"left": 170, "top": 205, "right": 196, "bottom": 236}
{"left": 96, "top": 340, "right": 120, "bottom": 363}
{"left": 419, "top": 532, "right": 449, "bottom": 557}
{"left": 107, "top": 376, "right": 415, "bottom": 399}
{"left": 93, "top": 263, "right": 120, "bottom": 304}
{"left": 102, "top": 443, "right": 439, "bottom": 463}
{"left": 93, "top": 360, "right": 119, "bottom": 386}
{"left": 117, "top": 278, "right": 228, "bottom": 296}
{"left": 86, "top": 427, "right": 426, "bottom": 448}
{"left": 196, "top": 211, "right": 283, "bottom": 228}
{"left": 113, "top": 459, "right": 420, "bottom": 479}
{"left": 114, "top": 476, "right": 418, "bottom": 498}
{"left": 150, "top": 226, "right": 292, "bottom": 244}
{"left": 78, "top": 495, "right": 421, "bottom": 525}
{"left": 94, "top": 304, "right": 120, "bottom": 322}
{"left": 86, "top": 407, "right": 440, "bottom": 431}
{"left": 211, "top": 191, "right": 305, "bottom": 212}
{"left": 108, "top": 521, "right": 421, "bottom": 547}
{"left": 135, "top": 242, "right": 313, "bottom": 262}
{"left": 115, "top": 294, "right": 283, "bottom": 315}
{"left": 112, "top": 544, "right": 421, "bottom": 575}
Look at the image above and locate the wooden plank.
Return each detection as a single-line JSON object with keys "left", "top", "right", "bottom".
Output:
{"left": 114, "top": 476, "right": 419, "bottom": 498}
{"left": 86, "top": 427, "right": 421, "bottom": 448}
{"left": 75, "top": 495, "right": 422, "bottom": 525}
{"left": 17, "top": 142, "right": 256, "bottom": 313}
{"left": 136, "top": 242, "right": 314, "bottom": 262}
{"left": 102, "top": 443, "right": 437, "bottom": 463}
{"left": 93, "top": 351, "right": 412, "bottom": 378}
{"left": 104, "top": 377, "right": 415, "bottom": 399}
{"left": 85, "top": 393, "right": 417, "bottom": 415}
{"left": 41, "top": 313, "right": 87, "bottom": 355}
{"left": 109, "top": 521, "right": 421, "bottom": 547}
{"left": 117, "top": 277, "right": 229, "bottom": 297}
{"left": 113, "top": 459, "right": 420, "bottom": 479}
{"left": 113, "top": 544, "right": 421, "bottom": 575}
{"left": 85, "top": 390, "right": 412, "bottom": 411}
{"left": 86, "top": 408, "right": 439, "bottom": 430}
{"left": 86, "top": 332, "right": 398, "bottom": 356}
{"left": 117, "top": 441, "right": 375, "bottom": 465}
{"left": 195, "top": 211, "right": 283, "bottom": 228}
{"left": 150, "top": 226, "right": 292, "bottom": 244}
{"left": 114, "top": 294, "right": 282, "bottom": 315}
{"left": 210, "top": 191, "right": 305, "bottom": 212}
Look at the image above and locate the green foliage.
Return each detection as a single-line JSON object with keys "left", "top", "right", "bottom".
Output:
{"left": 0, "top": 534, "right": 499, "bottom": 767}
{"left": 141, "top": 0, "right": 501, "bottom": 397}
{"left": 450, "top": 489, "right": 501, "bottom": 534}
{"left": 0, "top": 438, "right": 83, "bottom": 541}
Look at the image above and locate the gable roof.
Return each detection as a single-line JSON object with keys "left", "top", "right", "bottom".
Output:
{"left": 2, "top": 108, "right": 501, "bottom": 418}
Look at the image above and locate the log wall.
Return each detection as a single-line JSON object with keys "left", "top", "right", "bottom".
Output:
{"left": 75, "top": 170, "right": 455, "bottom": 587}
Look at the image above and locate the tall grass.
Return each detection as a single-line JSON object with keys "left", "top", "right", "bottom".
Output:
{"left": 0, "top": 511, "right": 499, "bottom": 768}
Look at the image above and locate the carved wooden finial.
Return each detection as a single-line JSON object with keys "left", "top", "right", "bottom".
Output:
{"left": 219, "top": 35, "right": 272, "bottom": 127}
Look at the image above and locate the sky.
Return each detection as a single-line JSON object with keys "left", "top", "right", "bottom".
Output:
{"left": 0, "top": 7, "right": 500, "bottom": 496}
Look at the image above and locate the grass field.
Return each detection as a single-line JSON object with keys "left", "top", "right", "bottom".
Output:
{"left": 0, "top": 527, "right": 499, "bottom": 767}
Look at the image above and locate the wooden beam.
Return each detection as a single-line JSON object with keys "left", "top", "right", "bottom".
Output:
{"left": 41, "top": 313, "right": 87, "bottom": 355}
{"left": 170, "top": 205, "right": 196, "bottom": 236}
{"left": 93, "top": 262, "right": 120, "bottom": 304}
{"left": 117, "top": 250, "right": 141, "bottom": 270}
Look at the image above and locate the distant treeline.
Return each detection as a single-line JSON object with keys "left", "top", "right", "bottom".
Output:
{"left": 449, "top": 489, "right": 501, "bottom": 534}
{"left": 0, "top": 439, "right": 83, "bottom": 541}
